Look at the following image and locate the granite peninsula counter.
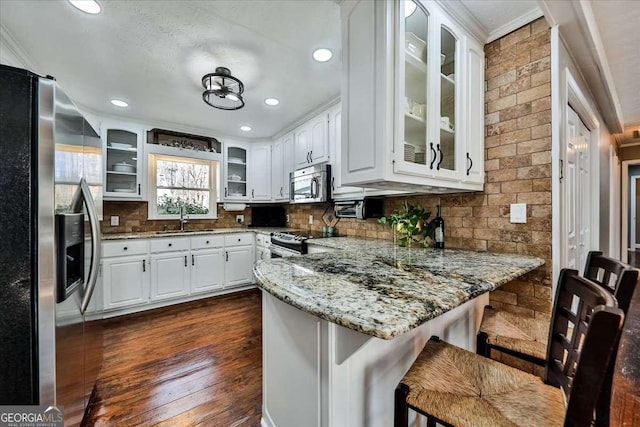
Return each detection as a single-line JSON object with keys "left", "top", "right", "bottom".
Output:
{"left": 255, "top": 237, "right": 544, "bottom": 339}
{"left": 255, "top": 237, "right": 544, "bottom": 427}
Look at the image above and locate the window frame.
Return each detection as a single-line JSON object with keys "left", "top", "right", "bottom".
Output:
{"left": 147, "top": 153, "right": 218, "bottom": 220}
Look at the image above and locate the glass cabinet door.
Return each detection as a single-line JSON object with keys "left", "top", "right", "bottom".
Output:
{"left": 225, "top": 145, "right": 248, "bottom": 199}
{"left": 104, "top": 128, "right": 142, "bottom": 198}
{"left": 399, "top": 0, "right": 429, "bottom": 170}
{"left": 438, "top": 25, "right": 458, "bottom": 174}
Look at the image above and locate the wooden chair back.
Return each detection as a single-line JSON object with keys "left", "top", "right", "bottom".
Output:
{"left": 583, "top": 251, "right": 639, "bottom": 426}
{"left": 544, "top": 269, "right": 624, "bottom": 427}
{"left": 584, "top": 250, "right": 639, "bottom": 313}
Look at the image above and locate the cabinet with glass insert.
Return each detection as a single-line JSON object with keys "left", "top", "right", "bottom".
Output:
{"left": 103, "top": 124, "right": 144, "bottom": 199}
{"left": 340, "top": 0, "right": 484, "bottom": 192}
{"left": 224, "top": 143, "right": 248, "bottom": 200}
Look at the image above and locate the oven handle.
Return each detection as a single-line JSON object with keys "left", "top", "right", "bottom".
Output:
{"left": 270, "top": 245, "right": 298, "bottom": 258}
{"left": 71, "top": 178, "right": 101, "bottom": 314}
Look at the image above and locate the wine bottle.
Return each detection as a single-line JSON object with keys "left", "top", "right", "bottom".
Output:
{"left": 433, "top": 204, "right": 445, "bottom": 249}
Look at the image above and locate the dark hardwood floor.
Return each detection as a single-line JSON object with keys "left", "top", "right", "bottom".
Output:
{"left": 83, "top": 290, "right": 262, "bottom": 427}
{"left": 629, "top": 251, "right": 640, "bottom": 269}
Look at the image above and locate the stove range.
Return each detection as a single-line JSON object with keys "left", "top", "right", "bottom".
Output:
{"left": 270, "top": 230, "right": 326, "bottom": 256}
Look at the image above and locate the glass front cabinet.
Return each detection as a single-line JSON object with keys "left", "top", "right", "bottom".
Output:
{"left": 224, "top": 143, "right": 249, "bottom": 200}
{"left": 102, "top": 123, "right": 145, "bottom": 199}
{"left": 340, "top": 0, "right": 484, "bottom": 192}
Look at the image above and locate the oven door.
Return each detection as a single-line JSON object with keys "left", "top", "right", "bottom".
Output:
{"left": 270, "top": 245, "right": 300, "bottom": 258}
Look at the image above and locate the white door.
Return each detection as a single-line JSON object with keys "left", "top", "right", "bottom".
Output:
{"left": 225, "top": 246, "right": 254, "bottom": 287}
{"left": 328, "top": 105, "right": 365, "bottom": 198}
{"left": 102, "top": 256, "right": 149, "bottom": 309}
{"left": 250, "top": 144, "right": 272, "bottom": 200}
{"left": 309, "top": 114, "right": 329, "bottom": 165}
{"left": 150, "top": 252, "right": 190, "bottom": 301}
{"left": 564, "top": 106, "right": 591, "bottom": 271}
{"left": 191, "top": 248, "right": 225, "bottom": 294}
{"left": 632, "top": 176, "right": 640, "bottom": 249}
{"left": 272, "top": 140, "right": 285, "bottom": 200}
{"left": 294, "top": 127, "right": 310, "bottom": 168}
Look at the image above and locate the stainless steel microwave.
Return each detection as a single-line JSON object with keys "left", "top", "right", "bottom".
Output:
{"left": 290, "top": 163, "right": 331, "bottom": 204}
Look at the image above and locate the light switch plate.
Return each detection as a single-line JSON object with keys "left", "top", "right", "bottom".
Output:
{"left": 510, "top": 203, "right": 527, "bottom": 223}
{"left": 309, "top": 215, "right": 314, "bottom": 225}
{"left": 110, "top": 215, "right": 119, "bottom": 226}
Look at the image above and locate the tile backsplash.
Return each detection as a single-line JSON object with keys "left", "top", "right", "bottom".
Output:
{"left": 101, "top": 201, "right": 251, "bottom": 234}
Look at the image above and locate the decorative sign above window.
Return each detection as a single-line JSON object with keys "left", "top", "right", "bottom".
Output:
{"left": 147, "top": 128, "right": 221, "bottom": 153}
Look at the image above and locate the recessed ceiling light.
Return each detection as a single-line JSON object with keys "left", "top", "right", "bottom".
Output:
{"left": 110, "top": 99, "right": 128, "bottom": 108}
{"left": 312, "top": 48, "right": 332, "bottom": 63}
{"left": 405, "top": 1, "right": 417, "bottom": 18}
{"left": 69, "top": 0, "right": 101, "bottom": 14}
{"left": 264, "top": 98, "right": 280, "bottom": 106}
{"left": 240, "top": 125, "right": 252, "bottom": 132}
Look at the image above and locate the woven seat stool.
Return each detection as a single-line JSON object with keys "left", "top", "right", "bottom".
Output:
{"left": 394, "top": 269, "right": 624, "bottom": 427}
{"left": 477, "top": 251, "right": 638, "bottom": 366}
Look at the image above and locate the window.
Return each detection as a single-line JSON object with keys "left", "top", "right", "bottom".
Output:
{"left": 148, "top": 154, "right": 218, "bottom": 219}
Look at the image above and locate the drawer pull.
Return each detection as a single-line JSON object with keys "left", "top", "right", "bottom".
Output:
{"left": 192, "top": 254, "right": 195, "bottom": 266}
{"left": 143, "top": 259, "right": 146, "bottom": 272}
{"left": 123, "top": 246, "right": 128, "bottom": 251}
{"left": 168, "top": 243, "right": 172, "bottom": 247}
{"left": 206, "top": 240, "right": 210, "bottom": 244}
{"left": 184, "top": 255, "right": 187, "bottom": 267}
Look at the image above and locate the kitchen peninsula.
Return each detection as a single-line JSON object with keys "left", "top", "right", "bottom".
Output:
{"left": 254, "top": 237, "right": 544, "bottom": 427}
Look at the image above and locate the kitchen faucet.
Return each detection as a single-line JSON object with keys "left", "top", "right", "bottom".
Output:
{"left": 179, "top": 204, "right": 189, "bottom": 231}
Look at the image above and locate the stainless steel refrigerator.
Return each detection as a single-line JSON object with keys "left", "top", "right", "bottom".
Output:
{"left": 0, "top": 64, "right": 103, "bottom": 425}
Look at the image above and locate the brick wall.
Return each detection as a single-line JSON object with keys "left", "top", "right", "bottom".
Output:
{"left": 288, "top": 19, "right": 552, "bottom": 373}
{"left": 101, "top": 201, "right": 251, "bottom": 234}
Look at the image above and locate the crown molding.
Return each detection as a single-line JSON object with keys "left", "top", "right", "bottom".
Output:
{"left": 486, "top": 8, "right": 545, "bottom": 43}
{"left": 434, "top": 0, "right": 488, "bottom": 43}
{"left": 271, "top": 96, "right": 340, "bottom": 140}
{"left": 0, "top": 24, "right": 40, "bottom": 72}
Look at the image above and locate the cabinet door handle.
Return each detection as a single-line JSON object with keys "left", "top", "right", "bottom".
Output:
{"left": 331, "top": 177, "right": 335, "bottom": 191}
{"left": 192, "top": 254, "right": 195, "bottom": 266}
{"left": 143, "top": 259, "right": 146, "bottom": 272}
{"left": 206, "top": 240, "right": 210, "bottom": 244}
{"left": 280, "top": 186, "right": 283, "bottom": 197}
{"left": 225, "top": 187, "right": 228, "bottom": 197}
{"left": 436, "top": 144, "right": 443, "bottom": 170}
{"left": 559, "top": 159, "right": 564, "bottom": 182}
{"left": 306, "top": 152, "right": 310, "bottom": 163}
{"left": 226, "top": 251, "right": 229, "bottom": 262}
{"left": 309, "top": 150, "right": 313, "bottom": 163}
{"left": 252, "top": 189, "right": 255, "bottom": 198}
{"left": 123, "top": 246, "right": 128, "bottom": 251}
{"left": 138, "top": 184, "right": 141, "bottom": 195}
{"left": 184, "top": 255, "right": 188, "bottom": 267}
{"left": 466, "top": 152, "right": 473, "bottom": 176}
{"left": 168, "top": 243, "right": 172, "bottom": 247}
{"left": 429, "top": 142, "right": 437, "bottom": 169}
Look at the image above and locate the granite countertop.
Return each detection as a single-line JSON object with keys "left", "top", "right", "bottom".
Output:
{"left": 255, "top": 237, "right": 545, "bottom": 340}
{"left": 102, "top": 227, "right": 295, "bottom": 240}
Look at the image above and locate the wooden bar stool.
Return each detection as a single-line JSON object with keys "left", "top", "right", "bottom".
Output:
{"left": 394, "top": 269, "right": 624, "bottom": 427}
{"left": 476, "top": 251, "right": 638, "bottom": 366}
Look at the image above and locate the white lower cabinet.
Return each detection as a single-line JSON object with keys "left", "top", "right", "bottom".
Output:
{"left": 191, "top": 248, "right": 225, "bottom": 294}
{"left": 150, "top": 252, "right": 190, "bottom": 301}
{"left": 102, "top": 255, "right": 149, "bottom": 310}
{"left": 225, "top": 245, "right": 254, "bottom": 287}
{"left": 101, "top": 232, "right": 256, "bottom": 316}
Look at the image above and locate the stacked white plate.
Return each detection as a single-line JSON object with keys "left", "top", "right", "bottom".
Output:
{"left": 109, "top": 142, "right": 133, "bottom": 149}
{"left": 404, "top": 144, "right": 415, "bottom": 163}
{"left": 113, "top": 162, "right": 136, "bottom": 173}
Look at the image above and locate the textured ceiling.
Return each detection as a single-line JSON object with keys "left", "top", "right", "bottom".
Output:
{"left": 0, "top": 0, "right": 341, "bottom": 139}
{"left": 591, "top": 0, "right": 640, "bottom": 126}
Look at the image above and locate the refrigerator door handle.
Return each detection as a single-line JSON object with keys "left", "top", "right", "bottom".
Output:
{"left": 72, "top": 178, "right": 102, "bottom": 314}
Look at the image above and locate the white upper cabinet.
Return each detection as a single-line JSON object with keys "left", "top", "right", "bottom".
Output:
{"left": 294, "top": 113, "right": 330, "bottom": 168}
{"left": 249, "top": 143, "right": 272, "bottom": 201}
{"left": 272, "top": 133, "right": 294, "bottom": 201}
{"left": 224, "top": 141, "right": 249, "bottom": 200}
{"left": 101, "top": 121, "right": 146, "bottom": 199}
{"left": 328, "top": 104, "right": 365, "bottom": 199}
{"left": 340, "top": 0, "right": 484, "bottom": 192}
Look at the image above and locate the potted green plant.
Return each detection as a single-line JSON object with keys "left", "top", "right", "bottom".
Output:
{"left": 378, "top": 200, "right": 435, "bottom": 247}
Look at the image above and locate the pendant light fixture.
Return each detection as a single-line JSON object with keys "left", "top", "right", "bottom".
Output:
{"left": 202, "top": 67, "right": 245, "bottom": 110}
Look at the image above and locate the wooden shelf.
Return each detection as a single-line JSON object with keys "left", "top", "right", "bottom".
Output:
{"left": 107, "top": 146, "right": 137, "bottom": 153}
{"left": 404, "top": 113, "right": 427, "bottom": 148}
